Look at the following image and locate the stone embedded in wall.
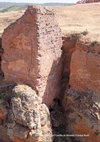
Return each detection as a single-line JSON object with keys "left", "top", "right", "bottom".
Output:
{"left": 69, "top": 39, "right": 100, "bottom": 92}
{"left": 0, "top": 84, "right": 52, "bottom": 142}
{"left": 2, "top": 5, "right": 62, "bottom": 106}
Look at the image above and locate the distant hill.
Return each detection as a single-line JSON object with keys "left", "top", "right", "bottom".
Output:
{"left": 0, "top": 2, "right": 28, "bottom": 12}
{"left": 41, "top": 3, "right": 74, "bottom": 6}
{"left": 0, "top": 2, "right": 74, "bottom": 12}
{"left": 77, "top": 0, "right": 100, "bottom": 4}
{"left": 0, "top": 2, "right": 29, "bottom": 6}
{"left": 0, "top": 6, "right": 27, "bottom": 13}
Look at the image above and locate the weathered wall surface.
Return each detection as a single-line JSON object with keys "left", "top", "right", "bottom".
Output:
{"left": 2, "top": 5, "right": 62, "bottom": 106}
{"left": 69, "top": 39, "right": 100, "bottom": 92}
{"left": 2, "top": 6, "right": 38, "bottom": 85}
{"left": 62, "top": 36, "right": 100, "bottom": 142}
{"left": 35, "top": 6, "right": 62, "bottom": 105}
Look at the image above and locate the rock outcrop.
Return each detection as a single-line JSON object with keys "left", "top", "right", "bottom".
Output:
{"left": 0, "top": 84, "right": 52, "bottom": 142}
{"left": 2, "top": 5, "right": 62, "bottom": 106}
{"left": 77, "top": 0, "right": 100, "bottom": 4}
{"left": 63, "top": 89, "right": 100, "bottom": 142}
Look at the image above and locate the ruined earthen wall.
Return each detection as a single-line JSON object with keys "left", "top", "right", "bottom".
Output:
{"left": 2, "top": 6, "right": 38, "bottom": 85}
{"left": 2, "top": 6, "right": 62, "bottom": 106}
{"left": 62, "top": 37, "right": 100, "bottom": 142}
{"left": 35, "top": 6, "right": 62, "bottom": 105}
{"left": 69, "top": 40, "right": 100, "bottom": 92}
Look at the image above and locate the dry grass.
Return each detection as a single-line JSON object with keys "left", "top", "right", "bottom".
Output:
{"left": 0, "top": 11, "right": 24, "bottom": 37}
{"left": 0, "top": 3, "right": 100, "bottom": 42}
{"left": 53, "top": 3, "right": 100, "bottom": 42}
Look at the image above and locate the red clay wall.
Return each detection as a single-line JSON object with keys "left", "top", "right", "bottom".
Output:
{"left": 2, "top": 6, "right": 62, "bottom": 106}
{"left": 69, "top": 39, "right": 100, "bottom": 92}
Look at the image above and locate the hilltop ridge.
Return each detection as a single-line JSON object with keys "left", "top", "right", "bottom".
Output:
{"left": 77, "top": 0, "right": 100, "bottom": 4}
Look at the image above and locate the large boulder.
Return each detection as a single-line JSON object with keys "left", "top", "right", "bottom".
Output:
{"left": 0, "top": 84, "right": 53, "bottom": 142}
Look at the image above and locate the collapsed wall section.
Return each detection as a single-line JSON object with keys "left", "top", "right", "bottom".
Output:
{"left": 1, "top": 5, "right": 62, "bottom": 106}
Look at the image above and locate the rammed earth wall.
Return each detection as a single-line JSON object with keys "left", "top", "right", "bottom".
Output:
{"left": 2, "top": 5, "right": 62, "bottom": 106}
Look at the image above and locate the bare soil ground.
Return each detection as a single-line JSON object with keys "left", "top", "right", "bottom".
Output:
{"left": 0, "top": 11, "right": 24, "bottom": 37}
{"left": 0, "top": 3, "right": 100, "bottom": 42}
{"left": 53, "top": 3, "right": 100, "bottom": 42}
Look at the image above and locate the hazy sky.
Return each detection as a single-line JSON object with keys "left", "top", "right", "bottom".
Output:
{"left": 0, "top": 0, "right": 78, "bottom": 3}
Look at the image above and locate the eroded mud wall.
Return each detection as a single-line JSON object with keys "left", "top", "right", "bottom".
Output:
{"left": 2, "top": 5, "right": 62, "bottom": 106}
{"left": 63, "top": 36, "right": 100, "bottom": 142}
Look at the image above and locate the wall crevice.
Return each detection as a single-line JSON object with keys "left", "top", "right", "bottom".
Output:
{"left": 0, "top": 37, "right": 4, "bottom": 81}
